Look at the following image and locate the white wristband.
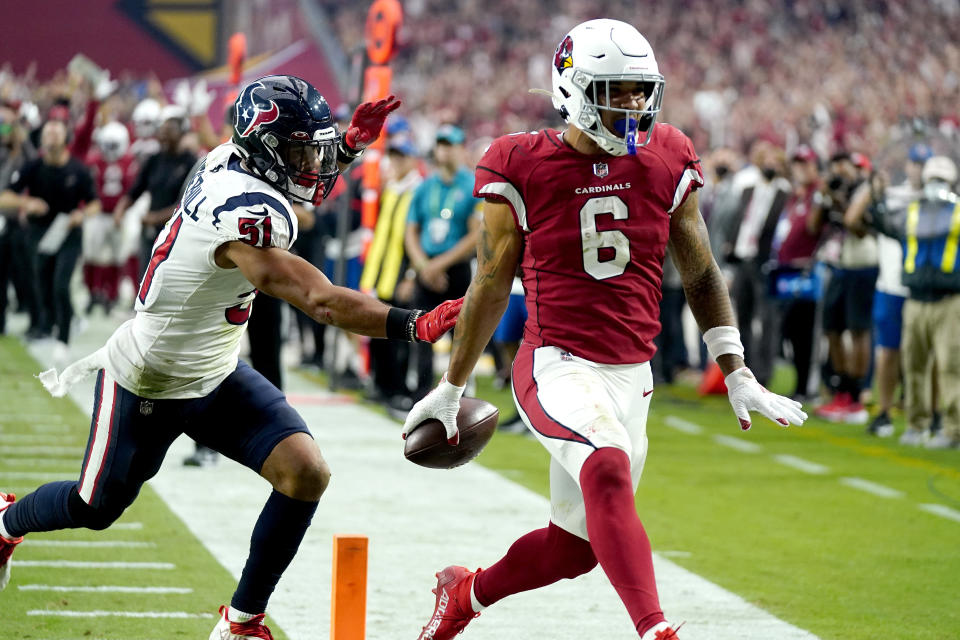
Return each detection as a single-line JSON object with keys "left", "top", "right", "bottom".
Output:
{"left": 703, "top": 326, "right": 745, "bottom": 362}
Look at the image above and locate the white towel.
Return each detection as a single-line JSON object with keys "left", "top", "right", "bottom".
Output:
{"left": 37, "top": 348, "right": 108, "bottom": 397}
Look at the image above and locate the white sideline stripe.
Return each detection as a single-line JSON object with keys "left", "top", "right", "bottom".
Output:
{"left": 0, "top": 446, "right": 86, "bottom": 456}
{"left": 839, "top": 477, "right": 904, "bottom": 499}
{"left": 918, "top": 503, "right": 960, "bottom": 523}
{"left": 773, "top": 454, "right": 829, "bottom": 475}
{"left": 0, "top": 471, "right": 72, "bottom": 480}
{"left": 658, "top": 550, "right": 693, "bottom": 558}
{"left": 26, "top": 540, "right": 156, "bottom": 548}
{"left": 664, "top": 415, "right": 703, "bottom": 434}
{"left": 20, "top": 584, "right": 191, "bottom": 594}
{"left": 713, "top": 434, "right": 763, "bottom": 453}
{"left": 14, "top": 561, "right": 174, "bottom": 569}
{"left": 108, "top": 522, "right": 143, "bottom": 530}
{"left": 27, "top": 610, "right": 212, "bottom": 619}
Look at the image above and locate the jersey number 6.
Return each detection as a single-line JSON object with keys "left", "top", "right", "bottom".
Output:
{"left": 238, "top": 216, "right": 272, "bottom": 248}
{"left": 580, "top": 196, "right": 629, "bottom": 280}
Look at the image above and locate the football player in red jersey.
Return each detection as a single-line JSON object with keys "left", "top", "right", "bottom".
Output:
{"left": 404, "top": 19, "right": 807, "bottom": 640}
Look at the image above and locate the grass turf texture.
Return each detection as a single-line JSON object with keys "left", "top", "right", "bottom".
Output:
{"left": 0, "top": 336, "right": 290, "bottom": 640}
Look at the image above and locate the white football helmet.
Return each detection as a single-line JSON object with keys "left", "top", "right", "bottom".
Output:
{"left": 551, "top": 19, "right": 664, "bottom": 156}
{"left": 132, "top": 98, "right": 161, "bottom": 139}
{"left": 96, "top": 121, "right": 130, "bottom": 162}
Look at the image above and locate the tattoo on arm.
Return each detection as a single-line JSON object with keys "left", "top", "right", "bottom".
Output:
{"left": 668, "top": 200, "right": 736, "bottom": 331}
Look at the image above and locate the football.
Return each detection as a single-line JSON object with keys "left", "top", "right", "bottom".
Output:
{"left": 403, "top": 397, "right": 500, "bottom": 469}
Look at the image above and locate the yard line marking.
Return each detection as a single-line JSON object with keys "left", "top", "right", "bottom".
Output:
{"left": 664, "top": 416, "right": 703, "bottom": 435}
{"left": 839, "top": 477, "right": 904, "bottom": 499}
{"left": 713, "top": 434, "right": 763, "bottom": 453}
{"left": 0, "top": 446, "right": 85, "bottom": 456}
{"left": 14, "top": 561, "right": 174, "bottom": 569}
{"left": 3, "top": 458, "right": 80, "bottom": 468}
{"left": 25, "top": 540, "right": 156, "bottom": 548}
{"left": 29, "top": 424, "right": 75, "bottom": 433}
{"left": 0, "top": 471, "right": 72, "bottom": 480}
{"left": 0, "top": 413, "right": 64, "bottom": 422}
{"left": 27, "top": 610, "right": 212, "bottom": 618}
{"left": 773, "top": 454, "right": 829, "bottom": 475}
{"left": 918, "top": 503, "right": 960, "bottom": 523}
{"left": 19, "top": 584, "right": 191, "bottom": 594}
{"left": 108, "top": 522, "right": 143, "bottom": 530}
{"left": 0, "top": 434, "right": 84, "bottom": 444}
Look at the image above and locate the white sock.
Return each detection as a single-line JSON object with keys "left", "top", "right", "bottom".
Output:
{"left": 641, "top": 621, "right": 671, "bottom": 640}
{"left": 227, "top": 606, "right": 256, "bottom": 623}
{"left": 469, "top": 573, "right": 486, "bottom": 613}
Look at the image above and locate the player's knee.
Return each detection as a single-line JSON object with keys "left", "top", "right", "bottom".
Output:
{"left": 68, "top": 492, "right": 126, "bottom": 531}
{"left": 579, "top": 446, "right": 633, "bottom": 506}
{"left": 276, "top": 454, "right": 330, "bottom": 501}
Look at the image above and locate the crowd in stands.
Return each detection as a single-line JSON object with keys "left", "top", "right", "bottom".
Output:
{"left": 1, "top": 0, "right": 959, "bottom": 449}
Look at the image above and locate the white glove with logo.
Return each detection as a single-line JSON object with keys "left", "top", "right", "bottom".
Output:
{"left": 725, "top": 367, "right": 807, "bottom": 431}
{"left": 401, "top": 375, "right": 465, "bottom": 445}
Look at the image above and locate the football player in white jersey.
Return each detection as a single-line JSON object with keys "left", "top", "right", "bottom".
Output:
{"left": 0, "top": 75, "right": 462, "bottom": 640}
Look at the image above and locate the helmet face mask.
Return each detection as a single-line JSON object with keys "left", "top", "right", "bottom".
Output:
{"left": 232, "top": 75, "right": 341, "bottom": 205}
{"left": 552, "top": 19, "right": 665, "bottom": 156}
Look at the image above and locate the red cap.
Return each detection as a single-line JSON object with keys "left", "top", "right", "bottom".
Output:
{"left": 851, "top": 152, "right": 872, "bottom": 172}
{"left": 790, "top": 145, "right": 818, "bottom": 164}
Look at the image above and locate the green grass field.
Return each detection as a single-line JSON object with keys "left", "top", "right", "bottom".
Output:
{"left": 3, "top": 334, "right": 960, "bottom": 639}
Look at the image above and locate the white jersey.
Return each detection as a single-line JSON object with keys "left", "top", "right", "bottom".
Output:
{"left": 103, "top": 143, "right": 298, "bottom": 399}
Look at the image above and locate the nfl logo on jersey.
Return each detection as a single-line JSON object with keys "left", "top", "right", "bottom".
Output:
{"left": 593, "top": 162, "right": 609, "bottom": 178}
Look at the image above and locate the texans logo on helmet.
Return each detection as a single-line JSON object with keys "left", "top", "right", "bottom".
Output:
{"left": 236, "top": 81, "right": 280, "bottom": 138}
{"left": 554, "top": 35, "right": 573, "bottom": 74}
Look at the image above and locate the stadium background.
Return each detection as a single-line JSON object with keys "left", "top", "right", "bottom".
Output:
{"left": 1, "top": 1, "right": 959, "bottom": 639}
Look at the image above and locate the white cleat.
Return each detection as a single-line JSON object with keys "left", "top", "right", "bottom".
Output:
{"left": 209, "top": 605, "right": 274, "bottom": 640}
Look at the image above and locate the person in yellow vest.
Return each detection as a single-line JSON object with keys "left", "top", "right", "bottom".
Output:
{"left": 870, "top": 155, "right": 960, "bottom": 448}
{"left": 361, "top": 122, "right": 424, "bottom": 410}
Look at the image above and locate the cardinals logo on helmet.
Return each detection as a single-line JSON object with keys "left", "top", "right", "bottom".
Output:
{"left": 554, "top": 35, "right": 573, "bottom": 74}
{"left": 236, "top": 81, "right": 280, "bottom": 138}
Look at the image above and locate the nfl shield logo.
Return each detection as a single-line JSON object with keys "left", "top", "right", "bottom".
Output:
{"left": 140, "top": 401, "right": 153, "bottom": 416}
{"left": 593, "top": 162, "right": 609, "bottom": 178}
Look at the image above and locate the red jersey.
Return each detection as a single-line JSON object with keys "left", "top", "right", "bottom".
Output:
{"left": 474, "top": 124, "right": 703, "bottom": 364}
{"left": 88, "top": 153, "right": 139, "bottom": 213}
{"left": 775, "top": 185, "right": 822, "bottom": 266}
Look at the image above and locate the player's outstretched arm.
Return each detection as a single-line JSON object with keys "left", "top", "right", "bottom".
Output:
{"left": 668, "top": 192, "right": 806, "bottom": 430}
{"left": 401, "top": 200, "right": 521, "bottom": 444}
{"left": 217, "top": 240, "right": 460, "bottom": 342}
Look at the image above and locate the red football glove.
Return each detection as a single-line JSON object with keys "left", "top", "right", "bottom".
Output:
{"left": 415, "top": 297, "right": 463, "bottom": 343}
{"left": 343, "top": 95, "right": 402, "bottom": 152}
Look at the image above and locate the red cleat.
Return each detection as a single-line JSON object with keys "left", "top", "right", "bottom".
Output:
{"left": 417, "top": 566, "right": 481, "bottom": 640}
{"left": 641, "top": 621, "right": 684, "bottom": 640}
{"left": 209, "top": 605, "right": 274, "bottom": 640}
{"left": 0, "top": 492, "right": 24, "bottom": 591}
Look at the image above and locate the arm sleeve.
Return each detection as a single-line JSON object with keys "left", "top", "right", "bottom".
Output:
{"left": 474, "top": 137, "right": 527, "bottom": 231}
{"left": 68, "top": 99, "right": 99, "bottom": 160}
{"left": 667, "top": 131, "right": 705, "bottom": 214}
{"left": 209, "top": 191, "right": 299, "bottom": 262}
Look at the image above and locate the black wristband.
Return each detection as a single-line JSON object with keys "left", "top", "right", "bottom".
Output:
{"left": 386, "top": 307, "right": 423, "bottom": 342}
{"left": 337, "top": 139, "right": 363, "bottom": 165}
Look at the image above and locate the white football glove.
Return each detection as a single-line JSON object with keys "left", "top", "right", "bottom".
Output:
{"left": 93, "top": 72, "right": 118, "bottom": 101}
{"left": 401, "top": 375, "right": 465, "bottom": 445}
{"left": 725, "top": 367, "right": 807, "bottom": 431}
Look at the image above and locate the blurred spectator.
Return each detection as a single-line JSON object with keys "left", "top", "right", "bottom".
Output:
{"left": 361, "top": 121, "right": 424, "bottom": 409}
{"left": 129, "top": 98, "right": 162, "bottom": 162}
{"left": 870, "top": 156, "right": 960, "bottom": 448}
{"left": 83, "top": 121, "right": 138, "bottom": 314}
{"left": 405, "top": 124, "right": 481, "bottom": 399}
{"left": 848, "top": 143, "right": 931, "bottom": 436}
{"left": 815, "top": 152, "right": 877, "bottom": 423}
{"left": 729, "top": 141, "right": 791, "bottom": 386}
{"left": 653, "top": 248, "right": 690, "bottom": 384}
{"left": 0, "top": 119, "right": 100, "bottom": 358}
{"left": 114, "top": 106, "right": 196, "bottom": 280}
{"left": 701, "top": 146, "right": 744, "bottom": 271}
{"left": 0, "top": 104, "right": 38, "bottom": 334}
{"left": 769, "top": 145, "right": 825, "bottom": 400}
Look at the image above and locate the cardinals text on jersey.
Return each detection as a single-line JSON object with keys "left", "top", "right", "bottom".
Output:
{"left": 102, "top": 142, "right": 298, "bottom": 398}
{"left": 473, "top": 124, "right": 703, "bottom": 364}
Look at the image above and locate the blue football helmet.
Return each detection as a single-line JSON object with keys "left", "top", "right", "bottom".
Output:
{"left": 232, "top": 75, "right": 339, "bottom": 204}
